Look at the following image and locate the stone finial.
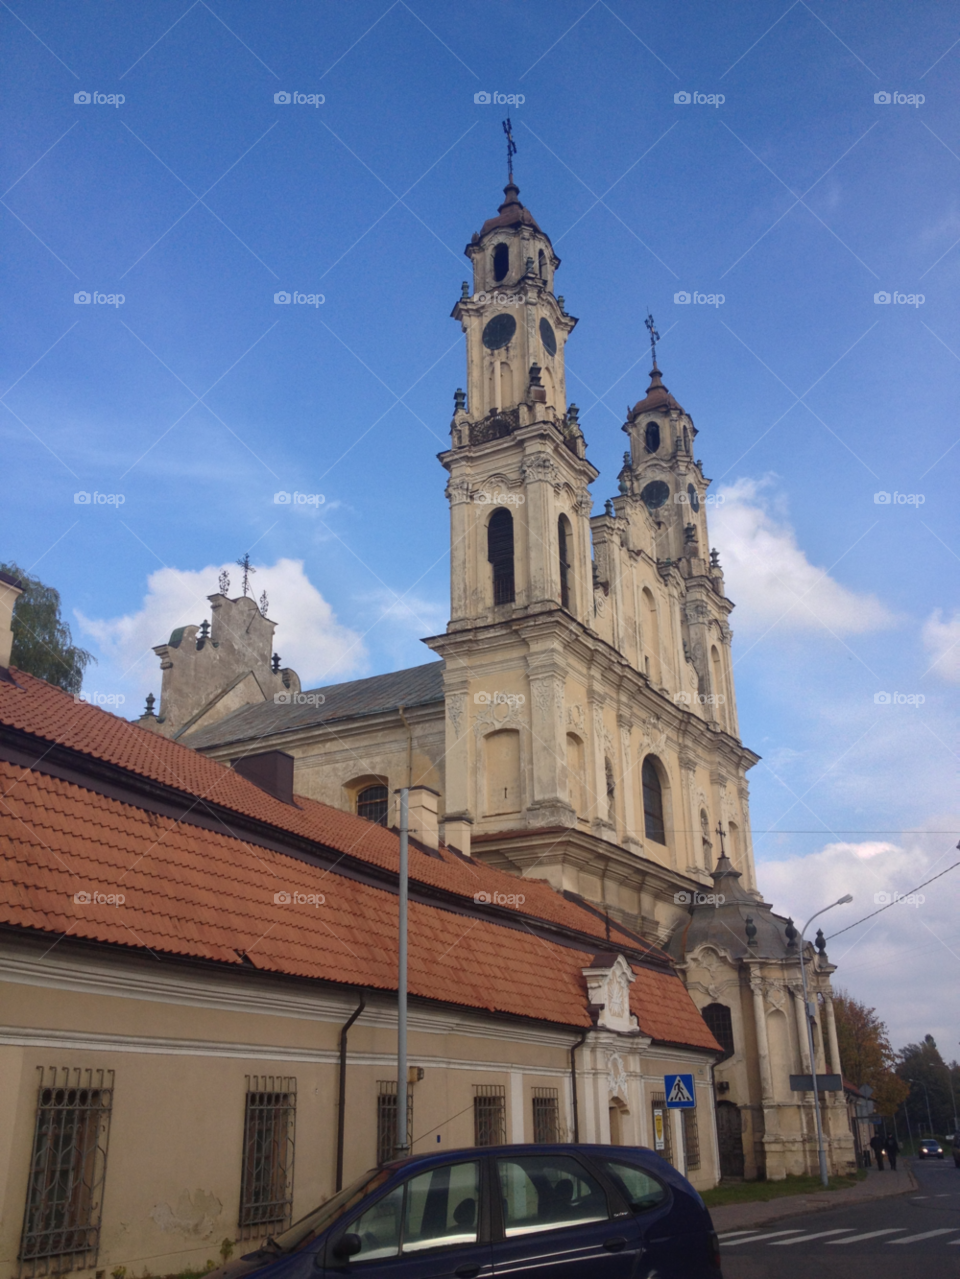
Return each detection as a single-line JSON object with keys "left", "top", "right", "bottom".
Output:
{"left": 618, "top": 474, "right": 629, "bottom": 496}
{"left": 785, "top": 917, "right": 798, "bottom": 949}
{"left": 557, "top": 295, "right": 565, "bottom": 313}
{"left": 528, "top": 363, "right": 543, "bottom": 387}
{"left": 461, "top": 281, "right": 470, "bottom": 300}
{"left": 604, "top": 499, "right": 615, "bottom": 518}
{"left": 454, "top": 387, "right": 466, "bottom": 413}
{"left": 815, "top": 928, "right": 828, "bottom": 959}
{"left": 197, "top": 620, "right": 210, "bottom": 649}
{"left": 567, "top": 403, "right": 580, "bottom": 425}
{"left": 271, "top": 652, "right": 281, "bottom": 674}
{"left": 143, "top": 692, "right": 156, "bottom": 717}
{"left": 745, "top": 915, "right": 758, "bottom": 949}
{"left": 710, "top": 548, "right": 721, "bottom": 569}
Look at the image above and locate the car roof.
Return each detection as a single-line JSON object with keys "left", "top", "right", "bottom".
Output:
{"left": 379, "top": 1143, "right": 663, "bottom": 1172}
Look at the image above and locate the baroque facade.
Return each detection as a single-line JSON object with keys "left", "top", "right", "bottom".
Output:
{"left": 143, "top": 178, "right": 856, "bottom": 1180}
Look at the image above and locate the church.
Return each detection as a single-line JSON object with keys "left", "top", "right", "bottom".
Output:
{"left": 139, "top": 167, "right": 856, "bottom": 1183}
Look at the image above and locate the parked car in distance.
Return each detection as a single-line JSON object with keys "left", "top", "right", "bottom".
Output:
{"left": 918, "top": 1139, "right": 944, "bottom": 1159}
{"left": 207, "top": 1144, "right": 722, "bottom": 1278}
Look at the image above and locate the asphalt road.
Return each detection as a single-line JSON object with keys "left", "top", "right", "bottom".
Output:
{"left": 719, "top": 1155, "right": 960, "bottom": 1278}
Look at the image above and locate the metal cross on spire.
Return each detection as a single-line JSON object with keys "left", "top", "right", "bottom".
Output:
{"left": 645, "top": 311, "right": 660, "bottom": 370}
{"left": 236, "top": 552, "right": 256, "bottom": 597}
{"left": 503, "top": 117, "right": 517, "bottom": 182}
{"left": 715, "top": 822, "right": 728, "bottom": 857}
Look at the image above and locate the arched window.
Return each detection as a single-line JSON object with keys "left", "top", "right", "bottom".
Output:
{"left": 357, "top": 784, "right": 389, "bottom": 826}
{"left": 558, "top": 514, "right": 573, "bottom": 610}
{"left": 701, "top": 1003, "right": 734, "bottom": 1062}
{"left": 644, "top": 420, "right": 660, "bottom": 453}
{"left": 493, "top": 243, "right": 509, "bottom": 283}
{"left": 488, "top": 507, "right": 515, "bottom": 605}
{"left": 641, "top": 757, "right": 666, "bottom": 844}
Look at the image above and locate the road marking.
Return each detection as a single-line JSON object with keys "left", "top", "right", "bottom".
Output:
{"left": 717, "top": 1231, "right": 760, "bottom": 1240}
{"left": 722, "top": 1229, "right": 804, "bottom": 1245}
{"left": 825, "top": 1229, "right": 906, "bottom": 1244}
{"left": 910, "top": 1195, "right": 929, "bottom": 1199}
{"left": 887, "top": 1228, "right": 960, "bottom": 1244}
{"left": 769, "top": 1229, "right": 855, "bottom": 1246}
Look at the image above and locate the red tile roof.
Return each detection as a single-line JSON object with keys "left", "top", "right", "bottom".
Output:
{"left": 0, "top": 669, "right": 719, "bottom": 1052}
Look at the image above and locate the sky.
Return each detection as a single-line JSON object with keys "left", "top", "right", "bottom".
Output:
{"left": 2, "top": 0, "right": 958, "bottom": 1052}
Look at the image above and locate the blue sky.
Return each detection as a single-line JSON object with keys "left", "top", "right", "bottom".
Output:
{"left": 2, "top": 0, "right": 959, "bottom": 1047}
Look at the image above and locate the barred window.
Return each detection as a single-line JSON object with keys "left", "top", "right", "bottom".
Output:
{"left": 532, "top": 1087, "right": 559, "bottom": 1143}
{"left": 19, "top": 1068, "right": 114, "bottom": 1277}
{"left": 474, "top": 1085, "right": 506, "bottom": 1147}
{"left": 681, "top": 1108, "right": 700, "bottom": 1172}
{"left": 701, "top": 1003, "right": 734, "bottom": 1062}
{"left": 239, "top": 1077, "right": 296, "bottom": 1239}
{"left": 650, "top": 1093, "right": 672, "bottom": 1165}
{"left": 357, "top": 785, "right": 389, "bottom": 827}
{"left": 376, "top": 1081, "right": 412, "bottom": 1165}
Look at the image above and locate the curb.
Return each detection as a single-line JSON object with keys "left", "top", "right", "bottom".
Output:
{"left": 709, "top": 1164, "right": 918, "bottom": 1232}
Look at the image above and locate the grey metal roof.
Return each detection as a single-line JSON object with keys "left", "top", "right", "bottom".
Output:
{"left": 668, "top": 854, "right": 797, "bottom": 962}
{"left": 182, "top": 660, "right": 445, "bottom": 750}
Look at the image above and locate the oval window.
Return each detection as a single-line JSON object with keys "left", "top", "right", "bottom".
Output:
{"left": 687, "top": 484, "right": 700, "bottom": 512}
{"left": 640, "top": 480, "right": 670, "bottom": 510}
{"left": 644, "top": 421, "right": 660, "bottom": 453}
{"left": 482, "top": 313, "right": 517, "bottom": 350}
{"left": 539, "top": 318, "right": 557, "bottom": 357}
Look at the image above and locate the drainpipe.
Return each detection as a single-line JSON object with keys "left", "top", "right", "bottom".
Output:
{"left": 398, "top": 706, "right": 413, "bottom": 788}
{"left": 570, "top": 1030, "right": 589, "bottom": 1142}
{"left": 336, "top": 992, "right": 366, "bottom": 1190}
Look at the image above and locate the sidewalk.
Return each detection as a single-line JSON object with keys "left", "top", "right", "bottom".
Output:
{"left": 709, "top": 1163, "right": 917, "bottom": 1232}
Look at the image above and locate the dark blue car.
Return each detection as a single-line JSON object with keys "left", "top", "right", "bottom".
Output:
{"left": 214, "top": 1144, "right": 722, "bottom": 1278}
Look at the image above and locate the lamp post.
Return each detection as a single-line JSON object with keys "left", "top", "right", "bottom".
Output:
{"left": 799, "top": 894, "right": 853, "bottom": 1188}
{"left": 908, "top": 1077, "right": 935, "bottom": 1138}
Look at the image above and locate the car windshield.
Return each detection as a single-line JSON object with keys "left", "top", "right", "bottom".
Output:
{"left": 265, "top": 1170, "right": 391, "bottom": 1253}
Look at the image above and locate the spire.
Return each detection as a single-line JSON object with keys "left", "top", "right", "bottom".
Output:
{"left": 503, "top": 116, "right": 517, "bottom": 184}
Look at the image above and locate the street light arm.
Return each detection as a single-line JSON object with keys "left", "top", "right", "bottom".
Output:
{"left": 800, "top": 895, "right": 853, "bottom": 941}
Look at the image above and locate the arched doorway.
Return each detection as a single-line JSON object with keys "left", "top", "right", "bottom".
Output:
{"left": 716, "top": 1101, "right": 744, "bottom": 1179}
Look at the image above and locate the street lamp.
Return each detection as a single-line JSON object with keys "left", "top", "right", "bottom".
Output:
{"left": 908, "top": 1077, "right": 935, "bottom": 1138}
{"left": 799, "top": 894, "right": 854, "bottom": 1188}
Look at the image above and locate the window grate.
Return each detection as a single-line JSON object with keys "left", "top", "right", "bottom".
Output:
{"left": 376, "top": 1081, "right": 412, "bottom": 1165}
{"left": 239, "top": 1077, "right": 296, "bottom": 1240}
{"left": 18, "top": 1067, "right": 114, "bottom": 1278}
{"left": 650, "top": 1092, "right": 673, "bottom": 1165}
{"left": 357, "top": 785, "right": 389, "bottom": 826}
{"left": 682, "top": 1108, "right": 700, "bottom": 1172}
{"left": 474, "top": 1085, "right": 506, "bottom": 1147}
{"left": 532, "top": 1088, "right": 560, "bottom": 1144}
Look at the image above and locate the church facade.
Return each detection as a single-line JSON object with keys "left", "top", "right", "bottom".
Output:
{"left": 142, "top": 178, "right": 856, "bottom": 1182}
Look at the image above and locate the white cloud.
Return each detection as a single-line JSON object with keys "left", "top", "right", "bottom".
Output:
{"left": 77, "top": 558, "right": 366, "bottom": 703}
{"left": 922, "top": 609, "right": 960, "bottom": 683}
{"left": 758, "top": 833, "right": 960, "bottom": 1049}
{"left": 710, "top": 477, "right": 894, "bottom": 635}
{"left": 353, "top": 589, "right": 448, "bottom": 669}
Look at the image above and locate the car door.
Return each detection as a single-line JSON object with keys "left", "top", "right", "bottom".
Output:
{"left": 322, "top": 1158, "right": 493, "bottom": 1279}
{"left": 489, "top": 1152, "right": 642, "bottom": 1278}
{"left": 592, "top": 1155, "right": 717, "bottom": 1278}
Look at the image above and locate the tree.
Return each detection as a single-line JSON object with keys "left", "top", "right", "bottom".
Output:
{"left": 0, "top": 562, "right": 94, "bottom": 695}
{"left": 832, "top": 990, "right": 909, "bottom": 1117}
{"left": 897, "top": 1035, "right": 959, "bottom": 1136}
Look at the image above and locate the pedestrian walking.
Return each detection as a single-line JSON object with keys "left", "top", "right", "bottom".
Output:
{"left": 885, "top": 1132, "right": 900, "bottom": 1171}
{"left": 870, "top": 1133, "right": 886, "bottom": 1170}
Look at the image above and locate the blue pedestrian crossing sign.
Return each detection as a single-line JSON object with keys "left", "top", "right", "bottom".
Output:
{"left": 664, "top": 1074, "right": 696, "bottom": 1108}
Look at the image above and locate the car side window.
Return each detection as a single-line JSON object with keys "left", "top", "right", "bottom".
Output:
{"left": 497, "top": 1155, "right": 610, "bottom": 1237}
{"left": 350, "top": 1184, "right": 403, "bottom": 1261}
{"left": 402, "top": 1161, "right": 480, "bottom": 1253}
{"left": 595, "top": 1159, "right": 668, "bottom": 1213}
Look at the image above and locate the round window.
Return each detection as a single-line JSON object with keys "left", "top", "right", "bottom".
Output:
{"left": 539, "top": 317, "right": 557, "bottom": 357}
{"left": 482, "top": 313, "right": 517, "bottom": 350}
{"left": 640, "top": 480, "right": 670, "bottom": 510}
{"left": 687, "top": 483, "right": 700, "bottom": 512}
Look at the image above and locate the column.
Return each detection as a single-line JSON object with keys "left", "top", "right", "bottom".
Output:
{"left": 824, "top": 995, "right": 841, "bottom": 1077}
{"left": 792, "top": 985, "right": 812, "bottom": 1075}
{"left": 679, "top": 752, "right": 701, "bottom": 873}
{"left": 750, "top": 975, "right": 775, "bottom": 1104}
{"left": 527, "top": 666, "right": 566, "bottom": 816}
{"left": 618, "top": 718, "right": 639, "bottom": 850}
{"left": 510, "top": 1071, "right": 524, "bottom": 1143}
